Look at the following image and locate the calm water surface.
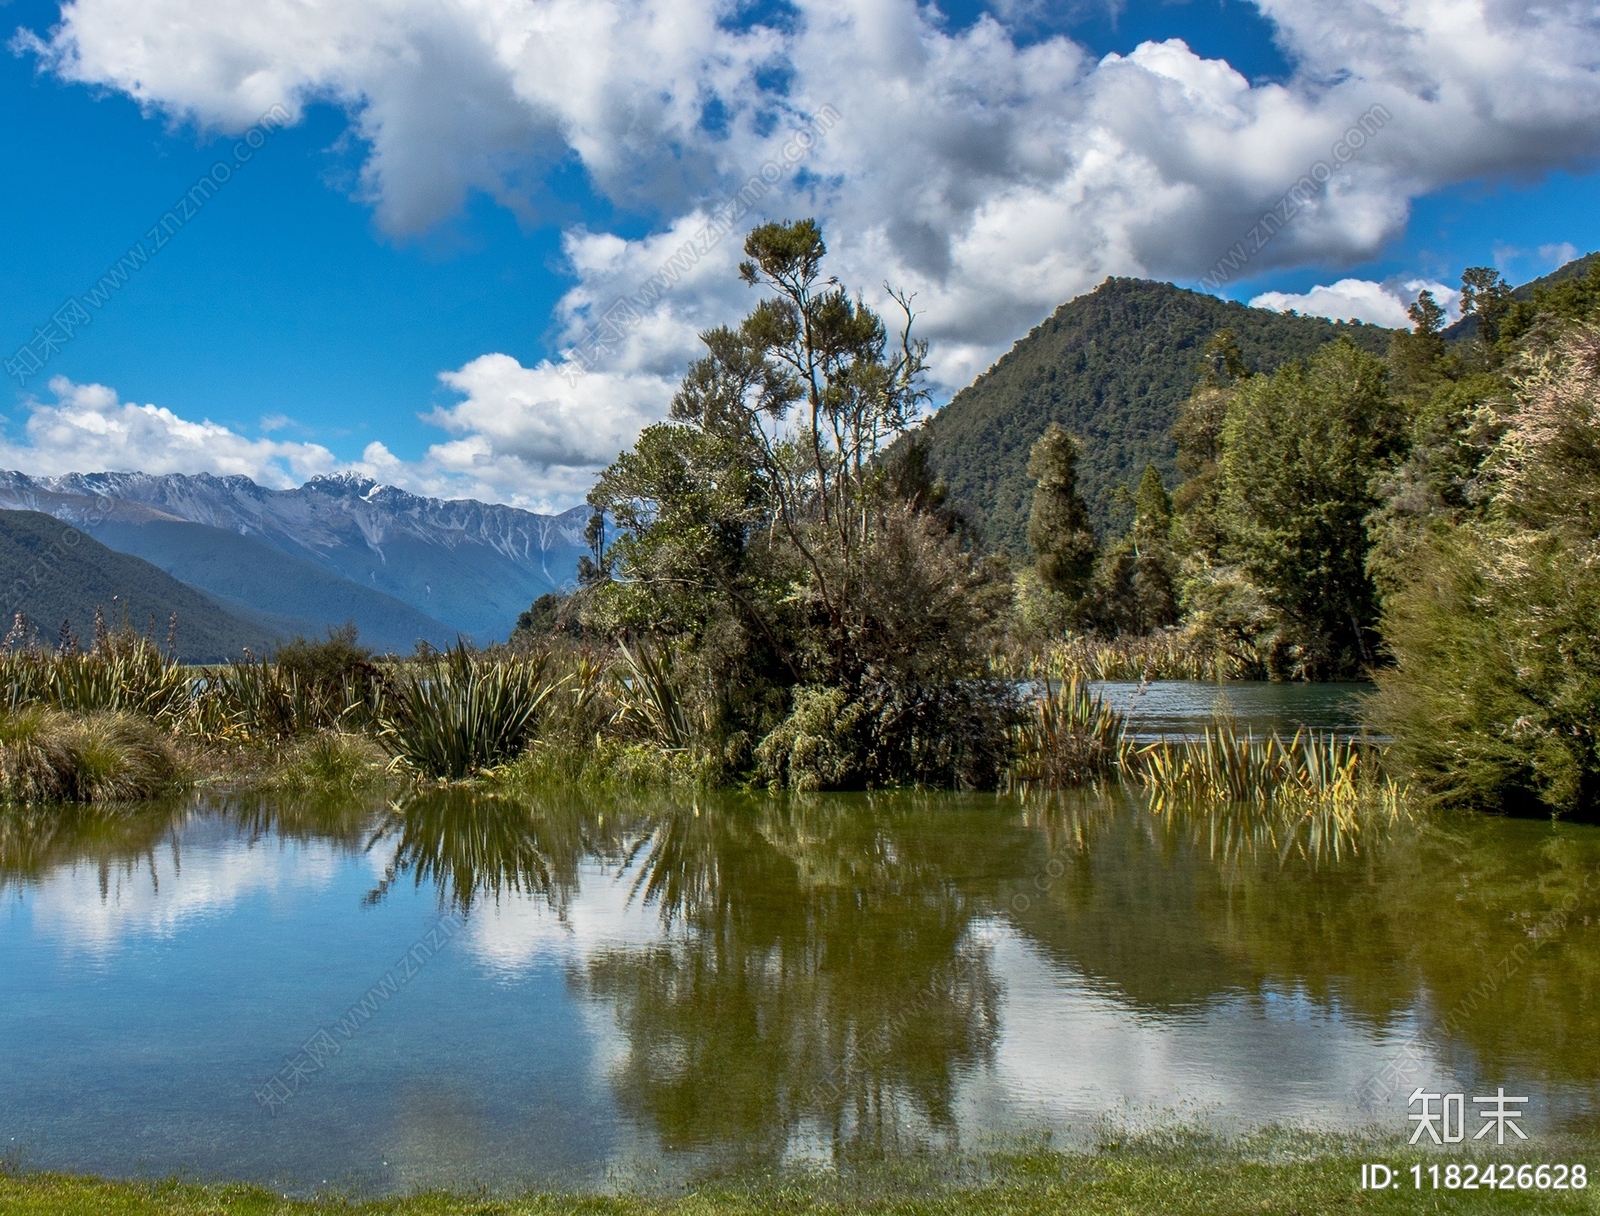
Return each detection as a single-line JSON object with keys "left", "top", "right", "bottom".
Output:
{"left": 2, "top": 685, "right": 1597, "bottom": 1195}
{"left": 1093, "top": 679, "right": 1373, "bottom": 739}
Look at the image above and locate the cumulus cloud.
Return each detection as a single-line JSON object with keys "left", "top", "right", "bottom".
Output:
{"left": 17, "top": 0, "right": 1600, "bottom": 494}
{"left": 1249, "top": 277, "right": 1461, "bottom": 328}
{"left": 0, "top": 377, "right": 342, "bottom": 487}
{"left": 0, "top": 368, "right": 653, "bottom": 512}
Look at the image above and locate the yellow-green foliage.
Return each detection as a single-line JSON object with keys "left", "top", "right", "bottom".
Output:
{"left": 261, "top": 733, "right": 388, "bottom": 795}
{"left": 755, "top": 685, "right": 866, "bottom": 791}
{"left": 0, "top": 709, "right": 184, "bottom": 803}
{"left": 1039, "top": 632, "right": 1259, "bottom": 682}
{"left": 1132, "top": 723, "right": 1406, "bottom": 821}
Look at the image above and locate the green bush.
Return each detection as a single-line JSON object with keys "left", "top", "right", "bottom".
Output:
{"left": 756, "top": 686, "right": 865, "bottom": 791}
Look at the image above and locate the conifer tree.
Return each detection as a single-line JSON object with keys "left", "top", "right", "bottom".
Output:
{"left": 1026, "top": 424, "right": 1097, "bottom": 601}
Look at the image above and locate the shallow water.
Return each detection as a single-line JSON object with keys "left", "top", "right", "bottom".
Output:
{"left": 3, "top": 703, "right": 1598, "bottom": 1195}
{"left": 1093, "top": 679, "right": 1372, "bottom": 739}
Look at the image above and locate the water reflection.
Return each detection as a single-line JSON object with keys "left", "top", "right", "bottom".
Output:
{"left": 364, "top": 788, "right": 607, "bottom": 915}
{"left": 579, "top": 795, "right": 1008, "bottom": 1157}
{"left": 4, "top": 781, "right": 1600, "bottom": 1190}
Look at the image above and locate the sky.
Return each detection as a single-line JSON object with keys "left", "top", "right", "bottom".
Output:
{"left": 1, "top": 0, "right": 1598, "bottom": 514}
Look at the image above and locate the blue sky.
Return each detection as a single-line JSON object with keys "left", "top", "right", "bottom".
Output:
{"left": 2, "top": 0, "right": 1597, "bottom": 510}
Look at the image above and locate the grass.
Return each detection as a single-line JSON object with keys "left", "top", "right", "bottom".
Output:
{"left": 2, "top": 1137, "right": 1596, "bottom": 1215}
{"left": 1041, "top": 632, "right": 1265, "bottom": 682}
{"left": 0, "top": 708, "right": 185, "bottom": 803}
{"left": 1132, "top": 725, "right": 1407, "bottom": 816}
{"left": 378, "top": 645, "right": 555, "bottom": 780}
{"left": 257, "top": 733, "right": 391, "bottom": 795}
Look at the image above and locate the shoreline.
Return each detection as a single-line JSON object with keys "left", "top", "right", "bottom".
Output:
{"left": 5, "top": 1137, "right": 1598, "bottom": 1214}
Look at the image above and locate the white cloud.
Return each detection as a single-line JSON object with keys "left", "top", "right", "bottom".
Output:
{"left": 1249, "top": 277, "right": 1461, "bottom": 328}
{"left": 0, "top": 368, "right": 654, "bottom": 512}
{"left": 16, "top": 0, "right": 1600, "bottom": 489}
{"left": 1539, "top": 242, "right": 1581, "bottom": 270}
{"left": 0, "top": 377, "right": 343, "bottom": 488}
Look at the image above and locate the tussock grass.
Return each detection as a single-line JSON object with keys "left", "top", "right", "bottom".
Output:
{"left": 259, "top": 733, "right": 389, "bottom": 795}
{"left": 0, "top": 617, "right": 1414, "bottom": 809}
{"left": 0, "top": 709, "right": 184, "bottom": 803}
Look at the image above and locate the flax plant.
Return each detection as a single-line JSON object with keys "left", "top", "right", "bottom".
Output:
{"left": 378, "top": 643, "right": 555, "bottom": 780}
{"left": 1132, "top": 724, "right": 1408, "bottom": 820}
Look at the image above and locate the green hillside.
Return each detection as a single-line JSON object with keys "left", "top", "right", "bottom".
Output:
{"left": 922, "top": 277, "right": 1394, "bottom": 552}
{"left": 0, "top": 509, "right": 269, "bottom": 661}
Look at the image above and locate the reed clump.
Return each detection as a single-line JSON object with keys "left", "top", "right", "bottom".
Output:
{"left": 0, "top": 627, "right": 193, "bottom": 723}
{"left": 1042, "top": 632, "right": 1264, "bottom": 682}
{"left": 378, "top": 643, "right": 555, "bottom": 780}
{"left": 1130, "top": 724, "right": 1408, "bottom": 821}
{"left": 1008, "top": 675, "right": 1129, "bottom": 789}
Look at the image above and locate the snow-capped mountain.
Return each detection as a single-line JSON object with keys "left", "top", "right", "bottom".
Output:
{"left": 0, "top": 471, "right": 590, "bottom": 645}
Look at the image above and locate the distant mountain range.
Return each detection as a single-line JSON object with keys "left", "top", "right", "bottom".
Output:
{"left": 0, "top": 472, "right": 589, "bottom": 651}
{"left": 0, "top": 508, "right": 270, "bottom": 661}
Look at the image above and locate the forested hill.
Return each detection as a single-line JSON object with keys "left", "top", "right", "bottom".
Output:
{"left": 1444, "top": 250, "right": 1599, "bottom": 342}
{"left": 921, "top": 277, "right": 1393, "bottom": 553}
{"left": 0, "top": 509, "right": 269, "bottom": 661}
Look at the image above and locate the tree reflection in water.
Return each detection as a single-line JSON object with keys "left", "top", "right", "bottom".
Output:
{"left": 8, "top": 782, "right": 1599, "bottom": 1153}
{"left": 583, "top": 792, "right": 1014, "bottom": 1160}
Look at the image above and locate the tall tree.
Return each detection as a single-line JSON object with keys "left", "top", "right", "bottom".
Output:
{"left": 1215, "top": 339, "right": 1403, "bottom": 675}
{"left": 586, "top": 220, "right": 1010, "bottom": 788}
{"left": 1026, "top": 423, "right": 1097, "bottom": 602}
{"left": 1090, "top": 463, "right": 1178, "bottom": 635}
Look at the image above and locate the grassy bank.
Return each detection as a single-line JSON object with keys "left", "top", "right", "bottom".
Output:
{"left": 4, "top": 1139, "right": 1597, "bottom": 1215}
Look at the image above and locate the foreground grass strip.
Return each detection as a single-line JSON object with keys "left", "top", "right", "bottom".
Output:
{"left": 5, "top": 1148, "right": 1598, "bottom": 1215}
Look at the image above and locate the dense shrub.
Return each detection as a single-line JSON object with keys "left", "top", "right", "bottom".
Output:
{"left": 1372, "top": 327, "right": 1600, "bottom": 817}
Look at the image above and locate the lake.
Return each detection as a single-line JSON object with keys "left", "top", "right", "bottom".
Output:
{"left": 2, "top": 684, "right": 1598, "bottom": 1195}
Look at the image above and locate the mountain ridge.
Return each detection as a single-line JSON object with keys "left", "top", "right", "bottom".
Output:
{"left": 0, "top": 471, "right": 590, "bottom": 641}
{"left": 0, "top": 508, "right": 272, "bottom": 661}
